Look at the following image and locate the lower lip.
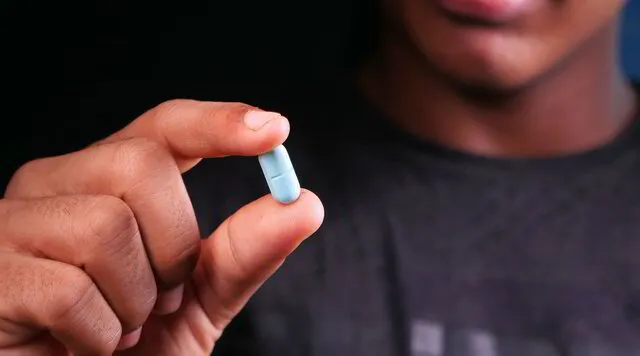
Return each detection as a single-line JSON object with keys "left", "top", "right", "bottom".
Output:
{"left": 437, "top": 0, "right": 538, "bottom": 22}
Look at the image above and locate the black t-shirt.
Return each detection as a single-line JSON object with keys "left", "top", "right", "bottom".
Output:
{"left": 185, "top": 81, "right": 640, "bottom": 356}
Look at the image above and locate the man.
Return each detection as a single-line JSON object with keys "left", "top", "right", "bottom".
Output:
{"left": 0, "top": 0, "right": 638, "bottom": 355}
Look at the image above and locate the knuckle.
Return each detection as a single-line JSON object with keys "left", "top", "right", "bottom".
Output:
{"left": 153, "top": 99, "right": 197, "bottom": 118}
{"left": 84, "top": 196, "right": 139, "bottom": 252}
{"left": 5, "top": 158, "right": 47, "bottom": 197}
{"left": 207, "top": 102, "right": 252, "bottom": 125}
{"left": 51, "top": 265, "right": 123, "bottom": 355}
{"left": 176, "top": 223, "right": 202, "bottom": 257}
{"left": 156, "top": 99, "right": 252, "bottom": 124}
{"left": 113, "top": 137, "right": 174, "bottom": 181}
{"left": 49, "top": 265, "right": 97, "bottom": 322}
{"left": 168, "top": 206, "right": 201, "bottom": 257}
{"left": 33, "top": 195, "right": 91, "bottom": 225}
{"left": 126, "top": 289, "right": 157, "bottom": 329}
{"left": 170, "top": 228, "right": 201, "bottom": 280}
{"left": 81, "top": 196, "right": 156, "bottom": 329}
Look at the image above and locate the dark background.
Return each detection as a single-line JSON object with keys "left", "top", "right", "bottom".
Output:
{"left": 1, "top": 1, "right": 638, "bottom": 189}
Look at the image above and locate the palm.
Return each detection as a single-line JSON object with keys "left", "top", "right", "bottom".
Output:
{"left": 116, "top": 190, "right": 323, "bottom": 356}
{"left": 116, "top": 280, "right": 217, "bottom": 355}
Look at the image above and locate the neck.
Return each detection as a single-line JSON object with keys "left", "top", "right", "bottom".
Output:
{"left": 359, "top": 21, "right": 637, "bottom": 158}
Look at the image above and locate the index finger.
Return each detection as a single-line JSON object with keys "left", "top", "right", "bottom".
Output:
{"left": 100, "top": 100, "right": 290, "bottom": 172}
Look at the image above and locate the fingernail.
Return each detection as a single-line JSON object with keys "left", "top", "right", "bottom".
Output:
{"left": 153, "top": 284, "right": 184, "bottom": 315}
{"left": 244, "top": 110, "right": 281, "bottom": 131}
{"left": 116, "top": 327, "right": 142, "bottom": 350}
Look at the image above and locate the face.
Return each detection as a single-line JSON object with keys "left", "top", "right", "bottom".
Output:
{"left": 382, "top": 0, "right": 628, "bottom": 90}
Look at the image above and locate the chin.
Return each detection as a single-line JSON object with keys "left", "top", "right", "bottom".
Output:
{"left": 409, "top": 25, "right": 558, "bottom": 94}
{"left": 431, "top": 54, "right": 547, "bottom": 94}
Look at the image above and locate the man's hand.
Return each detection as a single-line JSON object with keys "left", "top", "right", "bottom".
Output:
{"left": 0, "top": 100, "right": 324, "bottom": 355}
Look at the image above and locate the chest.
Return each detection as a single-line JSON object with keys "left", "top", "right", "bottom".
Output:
{"left": 251, "top": 163, "right": 640, "bottom": 355}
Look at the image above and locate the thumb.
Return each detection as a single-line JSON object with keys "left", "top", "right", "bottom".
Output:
{"left": 192, "top": 189, "right": 324, "bottom": 338}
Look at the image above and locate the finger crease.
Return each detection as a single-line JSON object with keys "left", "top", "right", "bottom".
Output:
{"left": 224, "top": 217, "right": 250, "bottom": 279}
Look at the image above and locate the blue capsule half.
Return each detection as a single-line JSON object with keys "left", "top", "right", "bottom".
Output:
{"left": 258, "top": 145, "right": 301, "bottom": 204}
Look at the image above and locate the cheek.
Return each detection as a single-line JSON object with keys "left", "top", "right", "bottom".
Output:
{"left": 558, "top": 0, "right": 625, "bottom": 46}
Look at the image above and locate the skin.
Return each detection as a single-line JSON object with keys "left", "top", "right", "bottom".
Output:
{"left": 0, "top": 0, "right": 637, "bottom": 355}
{"left": 0, "top": 102, "right": 324, "bottom": 355}
{"left": 361, "top": 0, "right": 638, "bottom": 157}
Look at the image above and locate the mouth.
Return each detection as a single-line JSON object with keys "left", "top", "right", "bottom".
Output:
{"left": 434, "top": 0, "right": 541, "bottom": 25}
